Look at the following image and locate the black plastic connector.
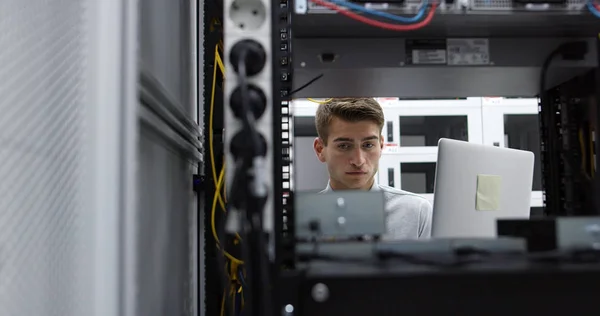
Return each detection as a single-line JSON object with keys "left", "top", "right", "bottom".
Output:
{"left": 230, "top": 130, "right": 268, "bottom": 159}
{"left": 193, "top": 174, "right": 204, "bottom": 193}
{"left": 230, "top": 83, "right": 267, "bottom": 120}
{"left": 318, "top": 52, "right": 337, "bottom": 63}
{"left": 229, "top": 39, "right": 267, "bottom": 76}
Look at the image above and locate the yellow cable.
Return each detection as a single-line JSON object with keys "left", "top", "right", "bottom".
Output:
{"left": 212, "top": 39, "right": 245, "bottom": 316}
{"left": 215, "top": 48, "right": 225, "bottom": 74}
{"left": 210, "top": 44, "right": 226, "bottom": 210}
{"left": 579, "top": 128, "right": 592, "bottom": 180}
{"left": 231, "top": 286, "right": 236, "bottom": 316}
{"left": 212, "top": 166, "right": 244, "bottom": 264}
{"left": 307, "top": 97, "right": 332, "bottom": 104}
{"left": 211, "top": 47, "right": 242, "bottom": 240}
{"left": 220, "top": 287, "right": 226, "bottom": 316}
{"left": 230, "top": 261, "right": 240, "bottom": 279}
{"left": 209, "top": 44, "right": 243, "bottom": 263}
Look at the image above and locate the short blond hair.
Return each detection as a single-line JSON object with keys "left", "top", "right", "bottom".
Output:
{"left": 315, "top": 98, "right": 384, "bottom": 145}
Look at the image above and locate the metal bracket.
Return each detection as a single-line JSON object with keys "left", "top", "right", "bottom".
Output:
{"left": 295, "top": 0, "right": 308, "bottom": 14}
{"left": 193, "top": 175, "right": 204, "bottom": 193}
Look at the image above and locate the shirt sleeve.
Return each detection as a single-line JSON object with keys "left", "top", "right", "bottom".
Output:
{"left": 418, "top": 199, "right": 433, "bottom": 238}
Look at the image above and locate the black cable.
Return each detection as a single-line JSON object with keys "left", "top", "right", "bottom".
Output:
{"left": 539, "top": 50, "right": 560, "bottom": 216}
{"left": 539, "top": 41, "right": 589, "bottom": 216}
{"left": 233, "top": 49, "right": 273, "bottom": 316}
{"left": 289, "top": 73, "right": 324, "bottom": 97}
{"left": 236, "top": 50, "right": 264, "bottom": 158}
{"left": 539, "top": 49, "right": 561, "bottom": 101}
{"left": 217, "top": 205, "right": 233, "bottom": 316}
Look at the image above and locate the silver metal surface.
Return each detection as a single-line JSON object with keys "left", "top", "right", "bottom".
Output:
{"left": 137, "top": 125, "right": 196, "bottom": 316}
{"left": 192, "top": 0, "right": 202, "bottom": 313}
{"left": 140, "top": 0, "right": 194, "bottom": 115}
{"left": 0, "top": 0, "right": 197, "bottom": 315}
{"left": 139, "top": 67, "right": 202, "bottom": 148}
{"left": 292, "top": 37, "right": 596, "bottom": 98}
{"left": 308, "top": 0, "right": 587, "bottom": 11}
{"left": 0, "top": 0, "right": 86, "bottom": 314}
{"left": 89, "top": 0, "right": 140, "bottom": 315}
{"left": 283, "top": 304, "right": 295, "bottom": 316}
{"left": 139, "top": 102, "right": 202, "bottom": 162}
{"left": 296, "top": 237, "right": 526, "bottom": 259}
{"left": 557, "top": 217, "right": 600, "bottom": 249}
{"left": 471, "top": 0, "right": 586, "bottom": 10}
{"left": 0, "top": 0, "right": 138, "bottom": 315}
{"left": 136, "top": 1, "right": 198, "bottom": 315}
{"left": 295, "top": 191, "right": 386, "bottom": 238}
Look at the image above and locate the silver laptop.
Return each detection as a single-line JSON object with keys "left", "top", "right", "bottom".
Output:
{"left": 432, "top": 138, "right": 535, "bottom": 238}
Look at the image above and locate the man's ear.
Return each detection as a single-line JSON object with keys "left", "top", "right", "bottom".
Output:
{"left": 378, "top": 134, "right": 384, "bottom": 158}
{"left": 313, "top": 137, "right": 327, "bottom": 162}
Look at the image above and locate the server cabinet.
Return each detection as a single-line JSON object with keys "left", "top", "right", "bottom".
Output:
{"left": 480, "top": 97, "right": 543, "bottom": 208}
{"left": 0, "top": 1, "right": 201, "bottom": 315}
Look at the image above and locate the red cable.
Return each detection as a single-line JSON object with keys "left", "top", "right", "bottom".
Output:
{"left": 310, "top": 0, "right": 437, "bottom": 31}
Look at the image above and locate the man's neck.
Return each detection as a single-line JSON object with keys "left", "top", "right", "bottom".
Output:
{"left": 329, "top": 178, "right": 375, "bottom": 191}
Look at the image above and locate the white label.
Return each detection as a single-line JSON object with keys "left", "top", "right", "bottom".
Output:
{"left": 365, "top": 3, "right": 389, "bottom": 9}
{"left": 412, "top": 49, "right": 447, "bottom": 65}
{"left": 447, "top": 38, "right": 490, "bottom": 65}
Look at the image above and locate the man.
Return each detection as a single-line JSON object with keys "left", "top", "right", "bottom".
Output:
{"left": 313, "top": 97, "right": 433, "bottom": 239}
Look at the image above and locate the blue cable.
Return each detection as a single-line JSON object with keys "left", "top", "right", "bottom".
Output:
{"left": 238, "top": 270, "right": 247, "bottom": 288}
{"left": 587, "top": 1, "right": 600, "bottom": 18}
{"left": 329, "top": 0, "right": 427, "bottom": 23}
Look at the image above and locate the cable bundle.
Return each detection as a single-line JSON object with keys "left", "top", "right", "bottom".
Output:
{"left": 209, "top": 43, "right": 247, "bottom": 316}
{"left": 310, "top": 0, "right": 437, "bottom": 31}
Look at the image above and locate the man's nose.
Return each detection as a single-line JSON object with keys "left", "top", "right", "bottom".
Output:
{"left": 350, "top": 149, "right": 366, "bottom": 166}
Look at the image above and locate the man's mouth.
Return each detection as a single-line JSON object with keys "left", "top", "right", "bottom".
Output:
{"left": 346, "top": 171, "right": 367, "bottom": 175}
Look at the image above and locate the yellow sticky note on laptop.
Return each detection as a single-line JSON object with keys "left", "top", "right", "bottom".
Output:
{"left": 476, "top": 174, "right": 502, "bottom": 211}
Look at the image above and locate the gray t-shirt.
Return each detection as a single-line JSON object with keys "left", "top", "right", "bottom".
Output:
{"left": 321, "top": 182, "right": 433, "bottom": 239}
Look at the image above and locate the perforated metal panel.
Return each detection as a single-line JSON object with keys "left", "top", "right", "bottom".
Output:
{"left": 0, "top": 0, "right": 91, "bottom": 315}
{"left": 472, "top": 0, "right": 586, "bottom": 10}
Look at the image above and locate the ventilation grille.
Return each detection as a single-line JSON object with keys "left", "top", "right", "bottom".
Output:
{"left": 0, "top": 1, "right": 90, "bottom": 315}
{"left": 308, "top": 0, "right": 588, "bottom": 12}
{"left": 472, "top": 0, "right": 586, "bottom": 10}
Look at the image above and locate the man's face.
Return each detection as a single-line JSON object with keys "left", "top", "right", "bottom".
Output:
{"left": 313, "top": 117, "right": 384, "bottom": 190}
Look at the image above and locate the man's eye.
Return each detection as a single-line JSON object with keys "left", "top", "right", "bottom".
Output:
{"left": 338, "top": 143, "right": 351, "bottom": 150}
{"left": 363, "top": 143, "right": 374, "bottom": 149}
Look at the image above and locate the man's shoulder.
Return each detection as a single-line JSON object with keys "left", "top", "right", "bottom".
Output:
{"left": 377, "top": 185, "right": 432, "bottom": 209}
{"left": 377, "top": 184, "right": 428, "bottom": 199}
